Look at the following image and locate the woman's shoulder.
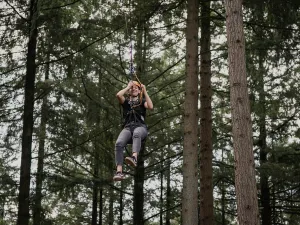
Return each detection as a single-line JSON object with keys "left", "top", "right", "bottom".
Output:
{"left": 121, "top": 98, "right": 130, "bottom": 107}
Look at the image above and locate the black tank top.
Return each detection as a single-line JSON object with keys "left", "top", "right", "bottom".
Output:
{"left": 122, "top": 98, "right": 146, "bottom": 126}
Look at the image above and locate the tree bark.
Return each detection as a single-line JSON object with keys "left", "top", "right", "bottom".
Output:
{"left": 106, "top": 133, "right": 114, "bottom": 225}
{"left": 199, "top": 0, "right": 213, "bottom": 224}
{"left": 92, "top": 71, "right": 103, "bottom": 225}
{"left": 118, "top": 184, "right": 123, "bottom": 225}
{"left": 166, "top": 146, "right": 171, "bottom": 225}
{"left": 133, "top": 1, "right": 146, "bottom": 222}
{"left": 91, "top": 150, "right": 99, "bottom": 225}
{"left": 221, "top": 149, "right": 227, "bottom": 225}
{"left": 99, "top": 187, "right": 103, "bottom": 225}
{"left": 182, "top": 0, "right": 199, "bottom": 224}
{"left": 133, "top": 144, "right": 145, "bottom": 225}
{"left": 257, "top": 55, "right": 271, "bottom": 225}
{"left": 224, "top": 0, "right": 259, "bottom": 224}
{"left": 17, "top": 0, "right": 39, "bottom": 224}
{"left": 32, "top": 42, "right": 50, "bottom": 225}
{"left": 108, "top": 186, "right": 114, "bottom": 225}
{"left": 254, "top": 6, "right": 272, "bottom": 225}
{"left": 160, "top": 159, "right": 163, "bottom": 225}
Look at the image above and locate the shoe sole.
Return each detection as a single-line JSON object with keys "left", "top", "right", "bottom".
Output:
{"left": 113, "top": 176, "right": 124, "bottom": 181}
{"left": 125, "top": 157, "right": 137, "bottom": 168}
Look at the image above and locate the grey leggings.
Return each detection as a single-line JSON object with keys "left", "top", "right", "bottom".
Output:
{"left": 115, "top": 125, "right": 148, "bottom": 166}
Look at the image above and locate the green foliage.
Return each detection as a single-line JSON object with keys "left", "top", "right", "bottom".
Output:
{"left": 0, "top": 0, "right": 300, "bottom": 224}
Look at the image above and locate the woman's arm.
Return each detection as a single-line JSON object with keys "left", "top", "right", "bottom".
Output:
{"left": 116, "top": 81, "right": 132, "bottom": 104}
{"left": 141, "top": 84, "right": 153, "bottom": 110}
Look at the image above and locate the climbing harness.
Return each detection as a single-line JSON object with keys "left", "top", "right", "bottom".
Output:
{"left": 122, "top": 97, "right": 147, "bottom": 155}
{"left": 125, "top": 99, "right": 145, "bottom": 126}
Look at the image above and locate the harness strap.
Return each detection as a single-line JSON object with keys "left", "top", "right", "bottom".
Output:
{"left": 125, "top": 101, "right": 144, "bottom": 130}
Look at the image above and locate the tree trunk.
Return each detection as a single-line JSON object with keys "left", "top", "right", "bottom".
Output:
{"left": 17, "top": 0, "right": 39, "bottom": 224}
{"left": 0, "top": 196, "right": 5, "bottom": 219}
{"left": 105, "top": 132, "right": 114, "bottom": 225}
{"left": 199, "top": 0, "right": 213, "bottom": 224}
{"left": 32, "top": 43, "right": 50, "bottom": 225}
{"left": 254, "top": 6, "right": 272, "bottom": 225}
{"left": 221, "top": 181, "right": 226, "bottom": 225}
{"left": 99, "top": 187, "right": 103, "bottom": 225}
{"left": 221, "top": 149, "right": 226, "bottom": 225}
{"left": 119, "top": 184, "right": 123, "bottom": 225}
{"left": 182, "top": 0, "right": 199, "bottom": 224}
{"left": 133, "top": 1, "right": 146, "bottom": 223}
{"left": 271, "top": 182, "right": 276, "bottom": 224}
{"left": 108, "top": 186, "right": 114, "bottom": 225}
{"left": 160, "top": 162, "right": 163, "bottom": 225}
{"left": 166, "top": 146, "right": 171, "bottom": 225}
{"left": 91, "top": 150, "right": 99, "bottom": 225}
{"left": 133, "top": 144, "right": 145, "bottom": 225}
{"left": 257, "top": 56, "right": 271, "bottom": 225}
{"left": 92, "top": 71, "right": 102, "bottom": 225}
{"left": 224, "top": 0, "right": 259, "bottom": 224}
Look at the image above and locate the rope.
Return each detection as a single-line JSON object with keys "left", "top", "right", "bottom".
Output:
{"left": 120, "top": 0, "right": 145, "bottom": 124}
{"left": 119, "top": 1, "right": 147, "bottom": 158}
{"left": 129, "top": 40, "right": 134, "bottom": 81}
{"left": 124, "top": 0, "right": 143, "bottom": 90}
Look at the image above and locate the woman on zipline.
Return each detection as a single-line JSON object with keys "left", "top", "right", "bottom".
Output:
{"left": 113, "top": 80, "right": 153, "bottom": 181}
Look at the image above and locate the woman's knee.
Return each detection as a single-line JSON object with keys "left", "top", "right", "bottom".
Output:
{"left": 115, "top": 139, "right": 126, "bottom": 148}
{"left": 133, "top": 128, "right": 147, "bottom": 139}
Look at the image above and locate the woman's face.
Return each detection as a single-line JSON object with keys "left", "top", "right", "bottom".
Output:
{"left": 129, "top": 84, "right": 140, "bottom": 97}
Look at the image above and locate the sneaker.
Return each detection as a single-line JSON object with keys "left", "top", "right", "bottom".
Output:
{"left": 125, "top": 156, "right": 137, "bottom": 168}
{"left": 113, "top": 172, "right": 125, "bottom": 181}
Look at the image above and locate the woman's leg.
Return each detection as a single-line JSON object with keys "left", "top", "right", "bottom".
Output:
{"left": 132, "top": 126, "right": 148, "bottom": 157}
{"left": 115, "top": 128, "right": 132, "bottom": 171}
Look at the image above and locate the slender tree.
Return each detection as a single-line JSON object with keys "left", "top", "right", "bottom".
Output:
{"left": 257, "top": 54, "right": 271, "bottom": 225}
{"left": 133, "top": 1, "right": 148, "bottom": 224}
{"left": 199, "top": 0, "right": 213, "bottom": 224}
{"left": 32, "top": 41, "right": 50, "bottom": 225}
{"left": 220, "top": 149, "right": 227, "bottom": 225}
{"left": 91, "top": 156, "right": 99, "bottom": 225}
{"left": 133, "top": 143, "right": 145, "bottom": 225}
{"left": 166, "top": 145, "right": 172, "bottom": 225}
{"left": 224, "top": 0, "right": 259, "bottom": 224}
{"left": 99, "top": 186, "right": 103, "bottom": 225}
{"left": 17, "top": 0, "right": 40, "bottom": 224}
{"left": 159, "top": 149, "right": 164, "bottom": 225}
{"left": 182, "top": 0, "right": 199, "bottom": 224}
{"left": 251, "top": 8, "right": 272, "bottom": 221}
{"left": 118, "top": 183, "right": 123, "bottom": 225}
{"left": 91, "top": 71, "right": 103, "bottom": 225}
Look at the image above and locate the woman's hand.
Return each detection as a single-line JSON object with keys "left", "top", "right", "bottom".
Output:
{"left": 127, "top": 81, "right": 133, "bottom": 89}
{"left": 141, "top": 84, "right": 146, "bottom": 93}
